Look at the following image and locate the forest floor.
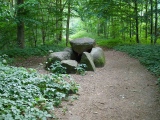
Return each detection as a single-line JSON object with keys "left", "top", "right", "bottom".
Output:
{"left": 14, "top": 50, "right": 160, "bottom": 120}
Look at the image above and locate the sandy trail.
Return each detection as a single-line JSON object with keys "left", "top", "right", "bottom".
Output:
{"left": 54, "top": 50, "right": 160, "bottom": 120}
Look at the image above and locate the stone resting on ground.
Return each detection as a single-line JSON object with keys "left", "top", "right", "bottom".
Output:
{"left": 46, "top": 37, "right": 106, "bottom": 73}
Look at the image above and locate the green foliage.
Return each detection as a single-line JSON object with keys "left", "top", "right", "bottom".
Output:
{"left": 0, "top": 54, "right": 13, "bottom": 65}
{"left": 0, "top": 45, "right": 65, "bottom": 58}
{"left": 1, "top": 0, "right": 160, "bottom": 49}
{"left": 48, "top": 61, "right": 87, "bottom": 76}
{"left": 0, "top": 0, "right": 73, "bottom": 49}
{"left": 70, "top": 31, "right": 97, "bottom": 40}
{"left": 49, "top": 61, "right": 67, "bottom": 74}
{"left": 0, "top": 54, "right": 8, "bottom": 65}
{"left": 70, "top": 31, "right": 127, "bottom": 49}
{"left": 97, "top": 39, "right": 123, "bottom": 49}
{"left": 114, "top": 45, "right": 160, "bottom": 77}
{"left": 75, "top": 64, "right": 87, "bottom": 76}
{"left": 0, "top": 64, "right": 79, "bottom": 119}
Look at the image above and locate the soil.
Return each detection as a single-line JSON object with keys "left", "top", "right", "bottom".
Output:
{"left": 13, "top": 50, "right": 160, "bottom": 120}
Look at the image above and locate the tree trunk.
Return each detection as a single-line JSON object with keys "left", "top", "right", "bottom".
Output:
{"left": 59, "top": 0, "right": 63, "bottom": 41}
{"left": 150, "top": 0, "right": 153, "bottom": 44}
{"left": 55, "top": 0, "right": 63, "bottom": 43}
{"left": 145, "top": 0, "right": 148, "bottom": 39}
{"left": 97, "top": 23, "right": 100, "bottom": 36}
{"left": 55, "top": 0, "right": 59, "bottom": 43}
{"left": 154, "top": 0, "right": 158, "bottom": 44}
{"left": 111, "top": 17, "right": 116, "bottom": 39}
{"left": 129, "top": 19, "right": 132, "bottom": 39}
{"left": 135, "top": 0, "right": 140, "bottom": 43}
{"left": 41, "top": 16, "right": 46, "bottom": 45}
{"left": 35, "top": 25, "right": 38, "bottom": 47}
{"left": 139, "top": 3, "right": 143, "bottom": 37}
{"left": 66, "top": 0, "right": 71, "bottom": 46}
{"left": 103, "top": 22, "right": 107, "bottom": 38}
{"left": 17, "top": 0, "right": 25, "bottom": 48}
{"left": 128, "top": 2, "right": 132, "bottom": 40}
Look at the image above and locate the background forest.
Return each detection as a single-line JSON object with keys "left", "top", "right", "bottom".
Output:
{"left": 0, "top": 0, "right": 160, "bottom": 50}
{"left": 0, "top": 0, "right": 160, "bottom": 119}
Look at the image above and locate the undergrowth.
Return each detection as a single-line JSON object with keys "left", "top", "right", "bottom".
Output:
{"left": 96, "top": 39, "right": 124, "bottom": 49}
{"left": 70, "top": 31, "right": 96, "bottom": 40}
{"left": 0, "top": 45, "right": 65, "bottom": 58}
{"left": 69, "top": 30, "right": 133, "bottom": 49}
{"left": 75, "top": 64, "right": 87, "bottom": 76}
{"left": 114, "top": 44, "right": 160, "bottom": 79}
{"left": 0, "top": 60, "right": 79, "bottom": 119}
{"left": 48, "top": 61, "right": 87, "bottom": 76}
{"left": 49, "top": 61, "right": 67, "bottom": 74}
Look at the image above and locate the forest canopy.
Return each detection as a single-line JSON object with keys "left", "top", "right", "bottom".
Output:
{"left": 0, "top": 0, "right": 160, "bottom": 49}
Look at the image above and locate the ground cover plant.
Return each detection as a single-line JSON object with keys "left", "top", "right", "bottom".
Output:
{"left": 49, "top": 61, "right": 67, "bottom": 74}
{"left": 0, "top": 59, "right": 79, "bottom": 119}
{"left": 48, "top": 61, "right": 87, "bottom": 76}
{"left": 96, "top": 39, "right": 124, "bottom": 49}
{"left": 0, "top": 45, "right": 65, "bottom": 58}
{"left": 75, "top": 64, "right": 87, "bottom": 76}
{"left": 114, "top": 45, "right": 160, "bottom": 84}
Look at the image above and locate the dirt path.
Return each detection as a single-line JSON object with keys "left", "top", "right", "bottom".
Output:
{"left": 54, "top": 50, "right": 160, "bottom": 120}
{"left": 14, "top": 50, "right": 160, "bottom": 120}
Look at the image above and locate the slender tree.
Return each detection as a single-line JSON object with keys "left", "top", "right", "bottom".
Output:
{"left": 66, "top": 0, "right": 71, "bottom": 46}
{"left": 150, "top": 0, "right": 154, "bottom": 44}
{"left": 145, "top": 0, "right": 149, "bottom": 39}
{"left": 17, "top": 0, "right": 25, "bottom": 48}
{"left": 55, "top": 0, "right": 63, "bottom": 42}
{"left": 154, "top": 0, "right": 158, "bottom": 44}
{"left": 134, "top": 0, "right": 140, "bottom": 43}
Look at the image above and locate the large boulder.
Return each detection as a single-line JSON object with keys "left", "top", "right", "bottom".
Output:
{"left": 80, "top": 52, "right": 96, "bottom": 71}
{"left": 64, "top": 47, "right": 77, "bottom": 60}
{"left": 70, "top": 37, "right": 96, "bottom": 54}
{"left": 91, "top": 47, "right": 106, "bottom": 67}
{"left": 46, "top": 51, "right": 70, "bottom": 68}
{"left": 61, "top": 60, "right": 78, "bottom": 74}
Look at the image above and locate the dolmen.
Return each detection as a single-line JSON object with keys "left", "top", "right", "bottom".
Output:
{"left": 46, "top": 37, "right": 106, "bottom": 74}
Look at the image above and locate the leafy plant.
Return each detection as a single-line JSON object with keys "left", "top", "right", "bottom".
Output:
{"left": 0, "top": 64, "right": 79, "bottom": 119}
{"left": 0, "top": 54, "right": 13, "bottom": 65}
{"left": 0, "top": 54, "right": 8, "bottom": 65}
{"left": 75, "top": 64, "right": 87, "bottom": 75}
{"left": 49, "top": 61, "right": 67, "bottom": 74}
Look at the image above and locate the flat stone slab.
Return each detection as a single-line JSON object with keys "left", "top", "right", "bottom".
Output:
{"left": 70, "top": 37, "right": 96, "bottom": 54}
{"left": 61, "top": 60, "right": 78, "bottom": 74}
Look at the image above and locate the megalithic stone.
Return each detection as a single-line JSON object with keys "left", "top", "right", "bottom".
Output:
{"left": 80, "top": 52, "right": 96, "bottom": 71}
{"left": 70, "top": 37, "right": 96, "bottom": 54}
{"left": 91, "top": 47, "right": 106, "bottom": 67}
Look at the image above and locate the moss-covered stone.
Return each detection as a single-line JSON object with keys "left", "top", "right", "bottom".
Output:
{"left": 91, "top": 47, "right": 106, "bottom": 67}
